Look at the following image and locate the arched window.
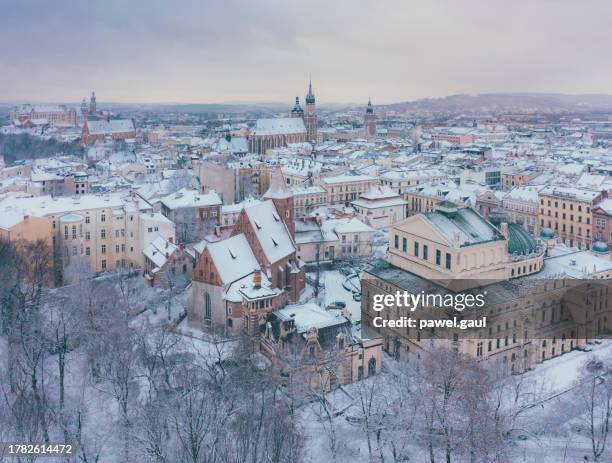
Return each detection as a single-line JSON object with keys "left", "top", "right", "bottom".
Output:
{"left": 368, "top": 357, "right": 377, "bottom": 377}
{"left": 204, "top": 292, "right": 211, "bottom": 321}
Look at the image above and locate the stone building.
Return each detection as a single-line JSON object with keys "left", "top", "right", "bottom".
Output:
{"left": 320, "top": 174, "right": 379, "bottom": 205}
{"left": 538, "top": 185, "right": 603, "bottom": 250}
{"left": 260, "top": 303, "right": 383, "bottom": 391}
{"left": 361, "top": 202, "right": 611, "bottom": 374}
{"left": 352, "top": 185, "right": 407, "bottom": 229}
{"left": 11, "top": 104, "right": 77, "bottom": 127}
{"left": 158, "top": 188, "right": 222, "bottom": 244}
{"left": 82, "top": 118, "right": 136, "bottom": 145}
{"left": 0, "top": 193, "right": 175, "bottom": 281}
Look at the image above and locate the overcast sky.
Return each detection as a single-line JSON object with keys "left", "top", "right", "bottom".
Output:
{"left": 2, "top": 0, "right": 612, "bottom": 105}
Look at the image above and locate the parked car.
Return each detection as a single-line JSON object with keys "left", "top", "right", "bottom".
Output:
{"left": 352, "top": 293, "right": 361, "bottom": 302}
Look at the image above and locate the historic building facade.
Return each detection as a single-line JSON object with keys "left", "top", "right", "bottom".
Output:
{"left": 361, "top": 202, "right": 611, "bottom": 374}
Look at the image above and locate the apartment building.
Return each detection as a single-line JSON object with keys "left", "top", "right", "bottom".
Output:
{"left": 379, "top": 168, "right": 446, "bottom": 195}
{"left": 431, "top": 127, "right": 475, "bottom": 145}
{"left": 538, "top": 186, "right": 603, "bottom": 249}
{"left": 291, "top": 184, "right": 327, "bottom": 219}
{"left": 320, "top": 174, "right": 378, "bottom": 205}
{"left": 0, "top": 193, "right": 175, "bottom": 281}
{"left": 502, "top": 186, "right": 541, "bottom": 234}
{"left": 158, "top": 188, "right": 222, "bottom": 244}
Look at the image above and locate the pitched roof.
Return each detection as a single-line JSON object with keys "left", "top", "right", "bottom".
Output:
{"left": 205, "top": 234, "right": 260, "bottom": 285}
{"left": 423, "top": 207, "right": 504, "bottom": 247}
{"left": 160, "top": 188, "right": 222, "bottom": 210}
{"left": 143, "top": 236, "right": 178, "bottom": 269}
{"left": 86, "top": 119, "right": 135, "bottom": 135}
{"left": 243, "top": 200, "right": 295, "bottom": 263}
{"left": 263, "top": 167, "right": 293, "bottom": 199}
{"left": 253, "top": 118, "right": 306, "bottom": 136}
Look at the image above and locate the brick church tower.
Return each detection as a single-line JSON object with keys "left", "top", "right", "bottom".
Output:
{"left": 304, "top": 79, "right": 317, "bottom": 143}
{"left": 263, "top": 166, "right": 295, "bottom": 238}
{"left": 364, "top": 97, "right": 377, "bottom": 138}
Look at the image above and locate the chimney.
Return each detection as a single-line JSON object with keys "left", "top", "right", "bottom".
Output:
{"left": 500, "top": 222, "right": 509, "bottom": 238}
{"left": 253, "top": 270, "right": 262, "bottom": 289}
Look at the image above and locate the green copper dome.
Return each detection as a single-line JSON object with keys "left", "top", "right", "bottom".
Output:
{"left": 508, "top": 223, "right": 538, "bottom": 256}
{"left": 540, "top": 227, "right": 555, "bottom": 239}
{"left": 592, "top": 241, "right": 610, "bottom": 254}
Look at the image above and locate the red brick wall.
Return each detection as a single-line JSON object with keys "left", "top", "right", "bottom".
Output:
{"left": 193, "top": 248, "right": 222, "bottom": 286}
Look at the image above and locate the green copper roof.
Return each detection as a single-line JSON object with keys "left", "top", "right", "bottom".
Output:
{"left": 540, "top": 227, "right": 555, "bottom": 239}
{"left": 592, "top": 241, "right": 610, "bottom": 253}
{"left": 508, "top": 223, "right": 537, "bottom": 255}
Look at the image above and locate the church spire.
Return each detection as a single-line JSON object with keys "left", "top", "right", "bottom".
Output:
{"left": 305, "top": 77, "right": 315, "bottom": 104}
{"left": 89, "top": 90, "right": 97, "bottom": 114}
{"left": 264, "top": 166, "right": 292, "bottom": 199}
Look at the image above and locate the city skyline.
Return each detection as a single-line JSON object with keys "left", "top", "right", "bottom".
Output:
{"left": 3, "top": 0, "right": 612, "bottom": 104}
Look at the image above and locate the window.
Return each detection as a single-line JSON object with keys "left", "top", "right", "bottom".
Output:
{"left": 101, "top": 229, "right": 106, "bottom": 239}
{"left": 394, "top": 235, "right": 399, "bottom": 249}
{"left": 85, "top": 216, "right": 90, "bottom": 224}
{"left": 101, "top": 214, "right": 106, "bottom": 222}
{"left": 414, "top": 242, "right": 419, "bottom": 257}
{"left": 148, "top": 227, "right": 153, "bottom": 233}
{"left": 402, "top": 237, "right": 407, "bottom": 252}
{"left": 115, "top": 245, "right": 120, "bottom": 253}
{"left": 445, "top": 252, "right": 451, "bottom": 270}
{"left": 367, "top": 357, "right": 376, "bottom": 376}
{"left": 436, "top": 249, "right": 441, "bottom": 265}
{"left": 476, "top": 342, "right": 483, "bottom": 357}
{"left": 204, "top": 293, "right": 212, "bottom": 320}
{"left": 423, "top": 245, "right": 428, "bottom": 261}
{"left": 101, "top": 260, "right": 107, "bottom": 269}
{"left": 101, "top": 244, "right": 106, "bottom": 254}
{"left": 85, "top": 231, "right": 90, "bottom": 240}
{"left": 85, "top": 247, "right": 90, "bottom": 256}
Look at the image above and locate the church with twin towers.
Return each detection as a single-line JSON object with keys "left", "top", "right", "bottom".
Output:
{"left": 249, "top": 80, "right": 376, "bottom": 154}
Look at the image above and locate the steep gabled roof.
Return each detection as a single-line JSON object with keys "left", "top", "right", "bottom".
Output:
{"left": 264, "top": 167, "right": 293, "bottom": 199}
{"left": 205, "top": 233, "right": 260, "bottom": 285}
{"left": 243, "top": 200, "right": 295, "bottom": 263}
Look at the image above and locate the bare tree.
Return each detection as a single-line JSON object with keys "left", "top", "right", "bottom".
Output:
{"left": 573, "top": 358, "right": 612, "bottom": 461}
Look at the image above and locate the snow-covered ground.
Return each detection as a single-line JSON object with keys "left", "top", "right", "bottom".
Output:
{"left": 522, "top": 338, "right": 612, "bottom": 394}
{"left": 313, "top": 270, "right": 362, "bottom": 322}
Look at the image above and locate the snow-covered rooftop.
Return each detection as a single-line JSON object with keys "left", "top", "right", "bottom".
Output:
{"left": 253, "top": 118, "right": 306, "bottom": 136}
{"left": 160, "top": 188, "right": 222, "bottom": 210}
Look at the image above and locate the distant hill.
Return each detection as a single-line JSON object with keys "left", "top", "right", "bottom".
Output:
{"left": 382, "top": 93, "right": 612, "bottom": 114}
